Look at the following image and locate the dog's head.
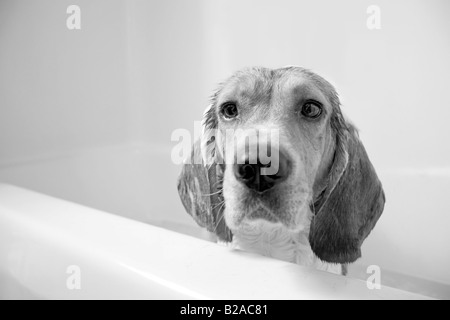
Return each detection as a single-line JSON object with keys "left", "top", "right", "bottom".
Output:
{"left": 177, "top": 66, "right": 385, "bottom": 264}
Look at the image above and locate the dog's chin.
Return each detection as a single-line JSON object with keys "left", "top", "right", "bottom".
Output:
{"left": 224, "top": 200, "right": 312, "bottom": 234}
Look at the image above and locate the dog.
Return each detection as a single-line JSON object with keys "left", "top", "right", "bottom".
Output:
{"left": 177, "top": 66, "right": 385, "bottom": 275}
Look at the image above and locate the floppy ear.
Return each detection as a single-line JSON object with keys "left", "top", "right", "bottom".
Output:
{"left": 177, "top": 106, "right": 233, "bottom": 242}
{"left": 309, "top": 112, "right": 385, "bottom": 264}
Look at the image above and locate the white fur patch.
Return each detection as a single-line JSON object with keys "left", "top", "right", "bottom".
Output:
{"left": 229, "top": 220, "right": 342, "bottom": 275}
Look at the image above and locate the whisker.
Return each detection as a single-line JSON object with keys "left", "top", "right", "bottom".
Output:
{"left": 211, "top": 199, "right": 225, "bottom": 211}
{"left": 201, "top": 190, "right": 222, "bottom": 197}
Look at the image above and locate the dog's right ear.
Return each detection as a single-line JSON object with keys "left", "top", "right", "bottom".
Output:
{"left": 177, "top": 105, "right": 233, "bottom": 242}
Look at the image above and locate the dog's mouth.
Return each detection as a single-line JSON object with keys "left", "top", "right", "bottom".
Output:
{"left": 225, "top": 194, "right": 292, "bottom": 229}
{"left": 223, "top": 181, "right": 314, "bottom": 233}
{"left": 247, "top": 203, "right": 280, "bottom": 224}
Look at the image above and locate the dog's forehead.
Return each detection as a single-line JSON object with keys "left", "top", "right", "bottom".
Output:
{"left": 273, "top": 71, "right": 331, "bottom": 105}
{"left": 217, "top": 67, "right": 335, "bottom": 109}
{"left": 218, "top": 69, "right": 273, "bottom": 104}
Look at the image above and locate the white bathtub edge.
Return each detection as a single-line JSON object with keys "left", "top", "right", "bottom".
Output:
{"left": 0, "top": 184, "right": 433, "bottom": 300}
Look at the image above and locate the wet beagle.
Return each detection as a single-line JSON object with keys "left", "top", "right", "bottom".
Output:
{"left": 177, "top": 66, "right": 385, "bottom": 275}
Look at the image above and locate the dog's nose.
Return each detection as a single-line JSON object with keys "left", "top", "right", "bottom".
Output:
{"left": 234, "top": 152, "right": 290, "bottom": 193}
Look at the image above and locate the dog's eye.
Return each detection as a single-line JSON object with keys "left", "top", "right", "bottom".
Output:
{"left": 301, "top": 101, "right": 322, "bottom": 119}
{"left": 220, "top": 103, "right": 239, "bottom": 119}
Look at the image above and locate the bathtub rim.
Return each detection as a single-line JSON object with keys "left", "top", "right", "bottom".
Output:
{"left": 0, "top": 183, "right": 437, "bottom": 300}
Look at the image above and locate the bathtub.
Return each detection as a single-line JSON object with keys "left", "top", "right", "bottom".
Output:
{"left": 0, "top": 143, "right": 446, "bottom": 299}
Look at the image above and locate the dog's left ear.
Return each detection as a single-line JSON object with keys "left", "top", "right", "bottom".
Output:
{"left": 177, "top": 105, "right": 232, "bottom": 242}
{"left": 309, "top": 111, "right": 386, "bottom": 264}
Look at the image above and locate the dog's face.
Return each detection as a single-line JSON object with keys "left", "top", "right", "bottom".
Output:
{"left": 210, "top": 68, "right": 337, "bottom": 233}
{"left": 178, "top": 66, "right": 385, "bottom": 264}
